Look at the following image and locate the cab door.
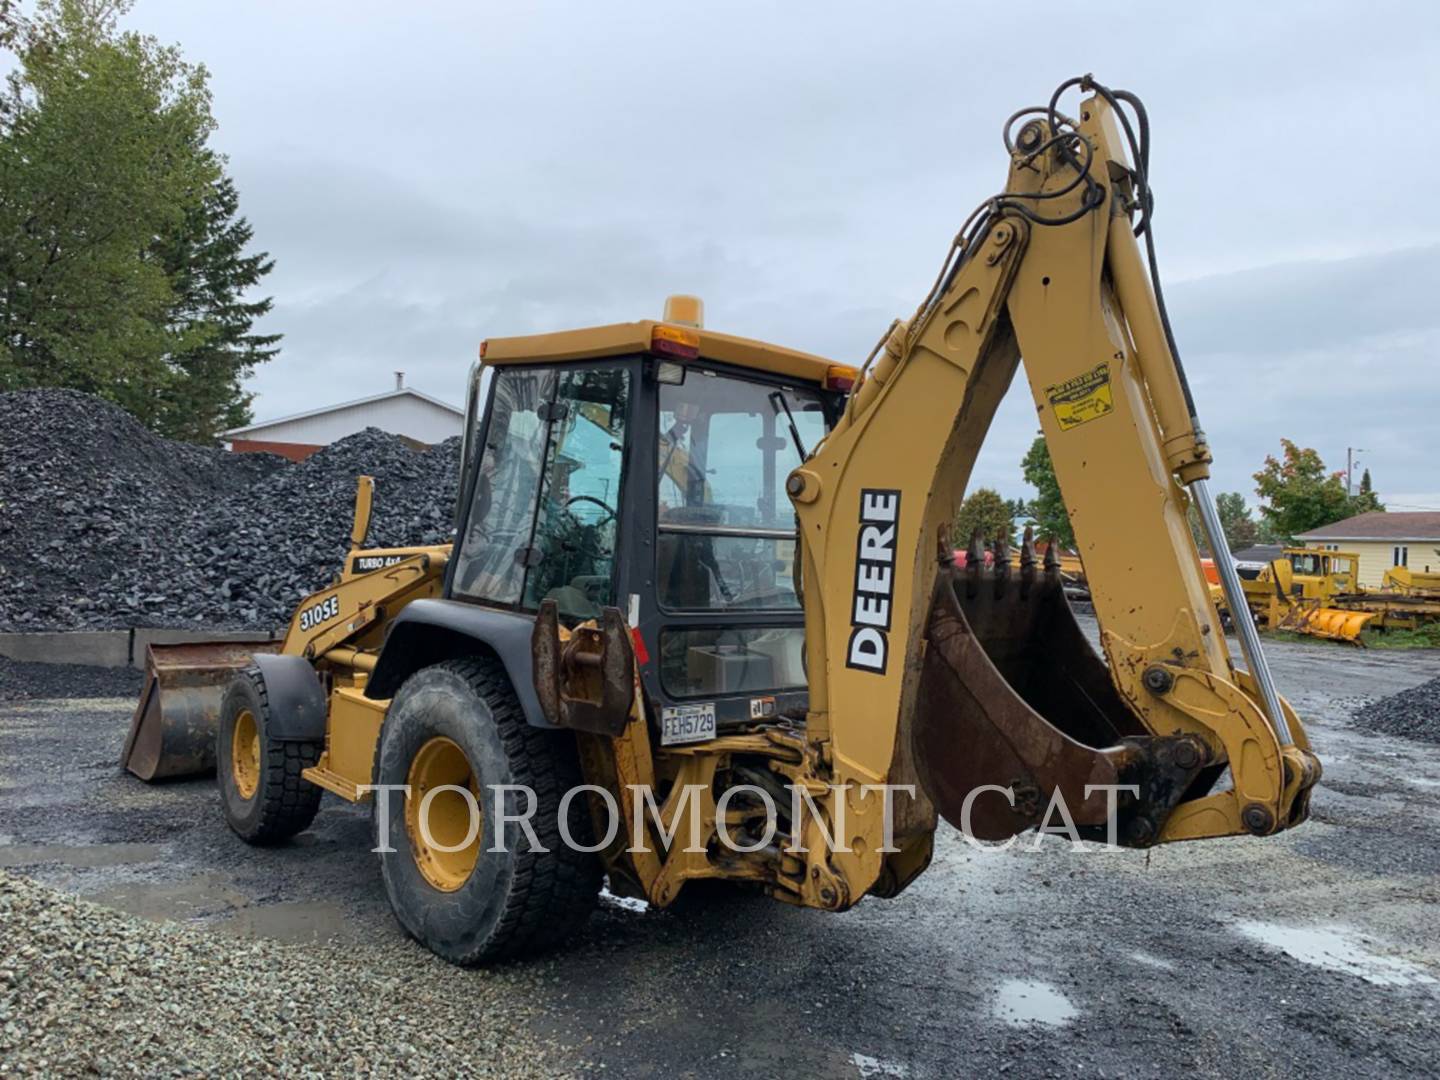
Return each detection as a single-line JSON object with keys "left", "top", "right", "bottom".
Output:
{"left": 636, "top": 360, "right": 833, "bottom": 739}
{"left": 450, "top": 361, "right": 634, "bottom": 621}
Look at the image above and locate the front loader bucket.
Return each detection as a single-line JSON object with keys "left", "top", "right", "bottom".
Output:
{"left": 911, "top": 532, "right": 1210, "bottom": 846}
{"left": 122, "top": 641, "right": 279, "bottom": 781}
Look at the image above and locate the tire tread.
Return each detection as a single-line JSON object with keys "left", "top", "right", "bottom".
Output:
{"left": 222, "top": 666, "right": 323, "bottom": 844}
{"left": 420, "top": 656, "right": 599, "bottom": 962}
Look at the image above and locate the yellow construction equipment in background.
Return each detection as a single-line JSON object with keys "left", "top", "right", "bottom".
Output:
{"left": 1211, "top": 547, "right": 1440, "bottom": 644}
{"left": 1223, "top": 549, "right": 1376, "bottom": 644}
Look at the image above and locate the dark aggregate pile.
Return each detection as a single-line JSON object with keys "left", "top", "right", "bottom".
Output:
{"left": 1352, "top": 674, "right": 1440, "bottom": 745}
{"left": 0, "top": 389, "right": 459, "bottom": 632}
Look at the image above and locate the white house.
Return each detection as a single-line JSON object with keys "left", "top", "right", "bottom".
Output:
{"left": 223, "top": 373, "right": 463, "bottom": 461}
{"left": 1295, "top": 511, "right": 1440, "bottom": 588}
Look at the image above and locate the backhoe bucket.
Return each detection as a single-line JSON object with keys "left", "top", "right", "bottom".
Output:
{"left": 911, "top": 531, "right": 1210, "bottom": 846}
{"left": 122, "top": 641, "right": 279, "bottom": 781}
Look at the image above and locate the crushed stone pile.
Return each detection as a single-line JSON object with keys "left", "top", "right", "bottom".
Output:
{"left": 1352, "top": 674, "right": 1440, "bottom": 745}
{"left": 0, "top": 389, "right": 459, "bottom": 631}
{"left": 0, "top": 870, "right": 558, "bottom": 1077}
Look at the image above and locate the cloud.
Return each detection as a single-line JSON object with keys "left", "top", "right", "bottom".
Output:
{"left": 113, "top": 0, "right": 1437, "bottom": 514}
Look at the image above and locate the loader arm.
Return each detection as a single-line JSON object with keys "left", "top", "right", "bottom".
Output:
{"left": 791, "top": 81, "right": 1318, "bottom": 859}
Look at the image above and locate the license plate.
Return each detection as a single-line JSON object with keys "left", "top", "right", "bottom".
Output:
{"left": 660, "top": 703, "right": 716, "bottom": 746}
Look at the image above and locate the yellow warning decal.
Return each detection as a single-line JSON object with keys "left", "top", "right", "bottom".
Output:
{"left": 1046, "top": 363, "right": 1114, "bottom": 430}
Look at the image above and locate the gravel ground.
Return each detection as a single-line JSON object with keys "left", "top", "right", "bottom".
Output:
{"left": 2, "top": 629, "right": 1439, "bottom": 1076}
{"left": 1353, "top": 673, "right": 1440, "bottom": 744}
{"left": 0, "top": 389, "right": 458, "bottom": 633}
{"left": 0, "top": 870, "right": 563, "bottom": 1078}
{"left": 0, "top": 657, "right": 142, "bottom": 702}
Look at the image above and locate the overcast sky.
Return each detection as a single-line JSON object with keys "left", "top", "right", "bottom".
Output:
{"left": 119, "top": 1, "right": 1440, "bottom": 509}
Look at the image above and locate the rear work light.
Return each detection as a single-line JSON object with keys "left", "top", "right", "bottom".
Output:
{"left": 825, "top": 364, "right": 860, "bottom": 392}
{"left": 651, "top": 324, "right": 701, "bottom": 360}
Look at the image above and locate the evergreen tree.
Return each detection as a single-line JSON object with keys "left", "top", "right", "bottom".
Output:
{"left": 1216, "top": 492, "right": 1260, "bottom": 552}
{"left": 153, "top": 169, "right": 279, "bottom": 441}
{"left": 0, "top": 0, "right": 276, "bottom": 443}
{"left": 1350, "top": 467, "right": 1384, "bottom": 515}
{"left": 954, "top": 487, "right": 1016, "bottom": 548}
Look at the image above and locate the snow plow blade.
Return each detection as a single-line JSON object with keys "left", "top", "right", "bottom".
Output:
{"left": 1278, "top": 603, "right": 1376, "bottom": 644}
{"left": 122, "top": 641, "right": 279, "bottom": 781}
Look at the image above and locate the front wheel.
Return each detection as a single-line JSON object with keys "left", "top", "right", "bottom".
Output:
{"left": 217, "top": 666, "right": 323, "bottom": 844}
{"left": 372, "top": 657, "right": 601, "bottom": 964}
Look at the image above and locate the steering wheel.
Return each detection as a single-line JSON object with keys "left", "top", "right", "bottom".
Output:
{"left": 564, "top": 494, "right": 617, "bottom": 525}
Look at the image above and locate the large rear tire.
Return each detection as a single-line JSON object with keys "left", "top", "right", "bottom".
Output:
{"left": 373, "top": 657, "right": 601, "bottom": 964}
{"left": 217, "top": 666, "right": 323, "bottom": 844}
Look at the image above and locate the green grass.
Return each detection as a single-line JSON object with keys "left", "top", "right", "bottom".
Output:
{"left": 1258, "top": 630, "right": 1315, "bottom": 646}
{"left": 1360, "top": 623, "right": 1440, "bottom": 650}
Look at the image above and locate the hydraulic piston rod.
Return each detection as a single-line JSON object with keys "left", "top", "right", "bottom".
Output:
{"left": 1189, "top": 476, "right": 1293, "bottom": 745}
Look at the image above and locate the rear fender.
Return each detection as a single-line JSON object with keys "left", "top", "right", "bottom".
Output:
{"left": 366, "top": 598, "right": 550, "bottom": 728}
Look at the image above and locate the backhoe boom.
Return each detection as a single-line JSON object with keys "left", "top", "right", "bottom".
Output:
{"left": 790, "top": 82, "right": 1318, "bottom": 875}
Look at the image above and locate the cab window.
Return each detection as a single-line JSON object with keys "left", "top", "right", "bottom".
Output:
{"left": 454, "top": 367, "right": 556, "bottom": 605}
{"left": 522, "top": 369, "right": 630, "bottom": 618}
{"left": 453, "top": 365, "right": 630, "bottom": 620}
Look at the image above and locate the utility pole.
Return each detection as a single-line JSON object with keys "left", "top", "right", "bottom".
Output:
{"left": 1346, "top": 447, "right": 1368, "bottom": 497}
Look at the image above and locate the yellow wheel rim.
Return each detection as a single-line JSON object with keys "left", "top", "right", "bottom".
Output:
{"left": 405, "top": 736, "right": 482, "bottom": 892}
{"left": 231, "top": 708, "right": 260, "bottom": 801}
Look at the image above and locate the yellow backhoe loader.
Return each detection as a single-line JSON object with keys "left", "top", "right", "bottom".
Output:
{"left": 124, "top": 76, "right": 1319, "bottom": 964}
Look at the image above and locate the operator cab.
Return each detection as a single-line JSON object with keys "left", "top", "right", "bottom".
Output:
{"left": 447, "top": 298, "right": 853, "bottom": 737}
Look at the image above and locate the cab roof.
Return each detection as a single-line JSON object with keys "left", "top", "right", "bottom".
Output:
{"left": 481, "top": 318, "right": 841, "bottom": 386}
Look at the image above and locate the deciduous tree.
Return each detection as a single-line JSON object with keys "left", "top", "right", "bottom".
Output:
{"left": 1252, "top": 440, "right": 1374, "bottom": 542}
{"left": 1019, "top": 435, "right": 1074, "bottom": 548}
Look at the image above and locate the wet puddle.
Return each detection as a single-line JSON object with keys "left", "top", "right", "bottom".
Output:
{"left": 0, "top": 842, "right": 162, "bottom": 868}
{"left": 992, "top": 979, "right": 1078, "bottom": 1027}
{"left": 851, "top": 1051, "right": 909, "bottom": 1077}
{"left": 220, "top": 899, "right": 354, "bottom": 944}
{"left": 1128, "top": 951, "right": 1177, "bottom": 971}
{"left": 1237, "top": 921, "right": 1437, "bottom": 987}
{"left": 88, "top": 872, "right": 249, "bottom": 922}
{"left": 87, "top": 874, "right": 356, "bottom": 944}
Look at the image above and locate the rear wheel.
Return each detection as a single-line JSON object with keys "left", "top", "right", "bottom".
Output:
{"left": 217, "top": 666, "right": 323, "bottom": 844}
{"left": 373, "top": 657, "right": 601, "bottom": 964}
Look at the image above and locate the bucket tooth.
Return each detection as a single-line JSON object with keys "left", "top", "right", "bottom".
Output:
{"left": 1043, "top": 535, "right": 1061, "bottom": 576}
{"left": 1019, "top": 527, "right": 1036, "bottom": 598}
{"left": 966, "top": 530, "right": 984, "bottom": 598}
{"left": 992, "top": 537, "right": 1010, "bottom": 599}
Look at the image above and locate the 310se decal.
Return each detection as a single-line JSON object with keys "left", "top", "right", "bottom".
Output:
{"left": 298, "top": 595, "right": 340, "bottom": 632}
{"left": 847, "top": 488, "right": 899, "bottom": 674}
